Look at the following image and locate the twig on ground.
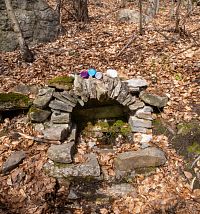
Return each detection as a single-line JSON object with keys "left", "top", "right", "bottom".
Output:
{"left": 190, "top": 177, "right": 196, "bottom": 190}
{"left": 191, "top": 155, "right": 200, "bottom": 168}
{"left": 16, "top": 132, "right": 61, "bottom": 145}
{"left": 116, "top": 33, "right": 137, "bottom": 57}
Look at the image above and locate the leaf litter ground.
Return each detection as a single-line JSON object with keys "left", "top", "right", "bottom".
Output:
{"left": 0, "top": 0, "right": 200, "bottom": 213}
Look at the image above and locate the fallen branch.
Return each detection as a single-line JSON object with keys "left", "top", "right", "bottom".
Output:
{"left": 116, "top": 34, "right": 137, "bottom": 57}
{"left": 191, "top": 155, "right": 200, "bottom": 168}
{"left": 16, "top": 132, "right": 61, "bottom": 145}
{"left": 171, "top": 43, "right": 199, "bottom": 57}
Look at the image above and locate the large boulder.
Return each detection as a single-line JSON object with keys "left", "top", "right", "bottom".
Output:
{"left": 117, "top": 9, "right": 150, "bottom": 23}
{"left": 0, "top": 0, "right": 61, "bottom": 51}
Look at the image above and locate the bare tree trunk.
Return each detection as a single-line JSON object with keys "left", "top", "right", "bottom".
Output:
{"left": 175, "top": 0, "right": 181, "bottom": 33}
{"left": 73, "top": 0, "right": 89, "bottom": 22}
{"left": 139, "top": 0, "right": 144, "bottom": 35}
{"left": 170, "top": 0, "right": 176, "bottom": 18}
{"left": 4, "top": 0, "right": 34, "bottom": 62}
{"left": 56, "top": 0, "right": 63, "bottom": 34}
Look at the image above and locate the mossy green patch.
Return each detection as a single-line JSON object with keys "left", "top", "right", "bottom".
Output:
{"left": 0, "top": 92, "right": 31, "bottom": 111}
{"left": 177, "top": 122, "right": 200, "bottom": 136}
{"left": 48, "top": 76, "right": 74, "bottom": 91}
{"left": 187, "top": 142, "right": 200, "bottom": 155}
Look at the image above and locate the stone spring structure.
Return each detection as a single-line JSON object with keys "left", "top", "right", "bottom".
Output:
{"left": 28, "top": 73, "right": 168, "bottom": 180}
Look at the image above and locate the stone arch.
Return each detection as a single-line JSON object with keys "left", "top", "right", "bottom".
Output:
{"left": 31, "top": 74, "right": 154, "bottom": 142}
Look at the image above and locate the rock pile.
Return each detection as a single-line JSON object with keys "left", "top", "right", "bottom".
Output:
{"left": 30, "top": 74, "right": 167, "bottom": 141}
{"left": 28, "top": 73, "right": 169, "bottom": 180}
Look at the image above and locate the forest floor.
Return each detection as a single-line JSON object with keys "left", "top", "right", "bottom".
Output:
{"left": 0, "top": 0, "right": 200, "bottom": 213}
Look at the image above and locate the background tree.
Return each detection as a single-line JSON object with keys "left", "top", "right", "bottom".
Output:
{"left": 72, "top": 0, "right": 89, "bottom": 22}
{"left": 4, "top": 0, "right": 34, "bottom": 62}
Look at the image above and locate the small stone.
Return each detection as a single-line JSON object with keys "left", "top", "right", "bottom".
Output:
{"left": 68, "top": 189, "right": 79, "bottom": 200}
{"left": 49, "top": 100, "right": 73, "bottom": 112}
{"left": 47, "top": 141, "right": 75, "bottom": 163}
{"left": 114, "top": 147, "right": 166, "bottom": 170}
{"left": 133, "top": 133, "right": 152, "bottom": 143}
{"left": 111, "top": 78, "right": 121, "bottom": 98}
{"left": 51, "top": 111, "right": 71, "bottom": 124}
{"left": 129, "top": 116, "right": 152, "bottom": 129}
{"left": 53, "top": 92, "right": 76, "bottom": 107}
{"left": 139, "top": 91, "right": 168, "bottom": 108}
{"left": 122, "top": 95, "right": 135, "bottom": 106}
{"left": 28, "top": 107, "right": 51, "bottom": 122}
{"left": 2, "top": 151, "right": 26, "bottom": 174}
{"left": 140, "top": 142, "right": 150, "bottom": 149}
{"left": 135, "top": 107, "right": 153, "bottom": 120}
{"left": 128, "top": 99, "right": 145, "bottom": 111}
{"left": 42, "top": 124, "right": 70, "bottom": 141}
{"left": 77, "top": 98, "right": 84, "bottom": 106}
{"left": 33, "top": 87, "right": 54, "bottom": 109}
{"left": 125, "top": 78, "right": 148, "bottom": 88}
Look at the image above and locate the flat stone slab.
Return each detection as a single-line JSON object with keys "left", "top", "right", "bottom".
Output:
{"left": 49, "top": 99, "right": 73, "bottom": 112}
{"left": 53, "top": 92, "right": 76, "bottom": 107}
{"left": 135, "top": 107, "right": 153, "bottom": 120}
{"left": 42, "top": 124, "right": 70, "bottom": 141}
{"left": 128, "top": 99, "right": 145, "bottom": 111}
{"left": 125, "top": 78, "right": 148, "bottom": 88}
{"left": 114, "top": 147, "right": 167, "bottom": 171}
{"left": 0, "top": 92, "right": 31, "bottom": 111}
{"left": 47, "top": 141, "right": 75, "bottom": 163}
{"left": 139, "top": 91, "right": 168, "bottom": 108}
{"left": 33, "top": 87, "right": 54, "bottom": 109}
{"left": 44, "top": 153, "right": 101, "bottom": 178}
{"left": 51, "top": 111, "right": 71, "bottom": 124}
{"left": 2, "top": 151, "right": 26, "bottom": 174}
{"left": 97, "top": 183, "right": 137, "bottom": 198}
{"left": 129, "top": 116, "right": 152, "bottom": 129}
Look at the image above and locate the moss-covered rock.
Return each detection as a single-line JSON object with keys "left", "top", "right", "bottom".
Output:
{"left": 28, "top": 106, "right": 51, "bottom": 122}
{"left": 48, "top": 76, "right": 74, "bottom": 91}
{"left": 0, "top": 92, "right": 31, "bottom": 111}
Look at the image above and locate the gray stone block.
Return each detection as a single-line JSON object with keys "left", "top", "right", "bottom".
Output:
{"left": 114, "top": 147, "right": 166, "bottom": 170}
